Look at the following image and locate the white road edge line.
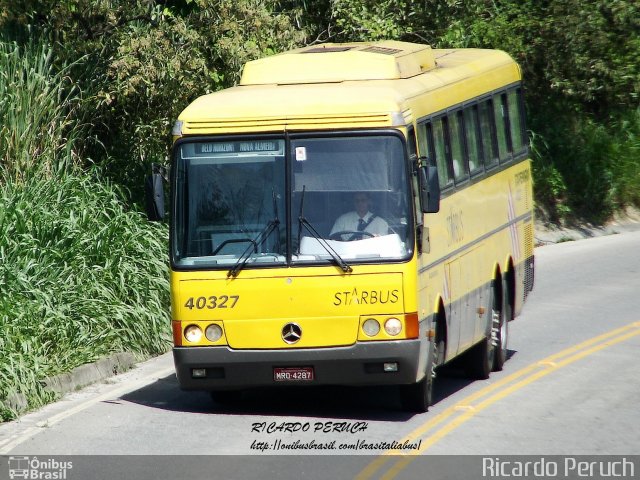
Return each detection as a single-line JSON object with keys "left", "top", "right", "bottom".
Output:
{"left": 0, "top": 365, "right": 176, "bottom": 454}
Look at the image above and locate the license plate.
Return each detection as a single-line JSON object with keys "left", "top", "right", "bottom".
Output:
{"left": 273, "top": 367, "right": 315, "bottom": 382}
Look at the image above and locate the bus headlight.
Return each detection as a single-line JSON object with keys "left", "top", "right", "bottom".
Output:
{"left": 205, "top": 324, "right": 223, "bottom": 342}
{"left": 384, "top": 318, "right": 402, "bottom": 336}
{"left": 184, "top": 325, "right": 203, "bottom": 343}
{"left": 362, "top": 318, "right": 381, "bottom": 337}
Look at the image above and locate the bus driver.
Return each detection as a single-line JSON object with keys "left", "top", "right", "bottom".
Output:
{"left": 330, "top": 192, "right": 389, "bottom": 240}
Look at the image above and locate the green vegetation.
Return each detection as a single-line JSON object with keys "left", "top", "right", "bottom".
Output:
{"left": 2, "top": 0, "right": 635, "bottom": 219}
{"left": 0, "top": 1, "right": 637, "bottom": 419}
{"left": 0, "top": 41, "right": 82, "bottom": 178}
{"left": 300, "top": 0, "right": 640, "bottom": 222}
{"left": 0, "top": 41, "right": 169, "bottom": 420}
{"left": 0, "top": 172, "right": 170, "bottom": 420}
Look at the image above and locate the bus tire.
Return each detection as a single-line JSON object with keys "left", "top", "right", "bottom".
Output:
{"left": 464, "top": 280, "right": 498, "bottom": 380}
{"left": 400, "top": 375, "right": 432, "bottom": 413}
{"left": 493, "top": 276, "right": 511, "bottom": 371}
{"left": 400, "top": 323, "right": 440, "bottom": 412}
{"left": 464, "top": 337, "right": 493, "bottom": 380}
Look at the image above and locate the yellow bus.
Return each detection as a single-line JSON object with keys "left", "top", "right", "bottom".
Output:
{"left": 146, "top": 40, "right": 534, "bottom": 412}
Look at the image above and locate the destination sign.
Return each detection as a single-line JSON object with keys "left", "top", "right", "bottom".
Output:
{"left": 195, "top": 140, "right": 283, "bottom": 156}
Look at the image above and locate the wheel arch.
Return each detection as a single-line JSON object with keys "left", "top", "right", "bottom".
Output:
{"left": 432, "top": 296, "right": 447, "bottom": 365}
{"left": 504, "top": 257, "right": 516, "bottom": 321}
{"left": 492, "top": 262, "right": 503, "bottom": 305}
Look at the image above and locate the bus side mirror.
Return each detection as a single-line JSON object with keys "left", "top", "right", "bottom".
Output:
{"left": 419, "top": 163, "right": 440, "bottom": 213}
{"left": 145, "top": 163, "right": 167, "bottom": 221}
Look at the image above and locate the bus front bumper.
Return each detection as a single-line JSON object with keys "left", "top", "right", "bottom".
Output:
{"left": 173, "top": 340, "right": 426, "bottom": 391}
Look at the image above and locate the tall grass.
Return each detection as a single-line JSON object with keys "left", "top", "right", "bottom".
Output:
{"left": 0, "top": 40, "right": 170, "bottom": 420}
{"left": 611, "top": 109, "right": 640, "bottom": 208}
{"left": 0, "top": 174, "right": 170, "bottom": 419}
{"left": 0, "top": 40, "right": 83, "bottom": 178}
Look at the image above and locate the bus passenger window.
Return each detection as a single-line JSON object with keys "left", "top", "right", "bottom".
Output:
{"left": 464, "top": 105, "right": 483, "bottom": 173}
{"left": 494, "top": 93, "right": 511, "bottom": 162}
{"left": 449, "top": 111, "right": 468, "bottom": 182}
{"left": 430, "top": 119, "right": 452, "bottom": 188}
{"left": 508, "top": 89, "right": 526, "bottom": 154}
{"left": 479, "top": 99, "right": 498, "bottom": 169}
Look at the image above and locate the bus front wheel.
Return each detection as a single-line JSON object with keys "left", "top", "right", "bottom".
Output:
{"left": 399, "top": 327, "right": 439, "bottom": 412}
{"left": 400, "top": 375, "right": 432, "bottom": 413}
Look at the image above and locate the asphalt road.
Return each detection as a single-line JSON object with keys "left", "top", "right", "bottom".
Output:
{"left": 1, "top": 230, "right": 639, "bottom": 479}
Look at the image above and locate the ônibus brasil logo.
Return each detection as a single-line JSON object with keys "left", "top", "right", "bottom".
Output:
{"left": 8, "top": 456, "right": 73, "bottom": 479}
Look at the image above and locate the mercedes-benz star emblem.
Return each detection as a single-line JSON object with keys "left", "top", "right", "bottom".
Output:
{"left": 282, "top": 323, "right": 302, "bottom": 344}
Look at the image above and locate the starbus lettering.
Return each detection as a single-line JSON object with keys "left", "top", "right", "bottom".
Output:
{"left": 333, "top": 289, "right": 399, "bottom": 306}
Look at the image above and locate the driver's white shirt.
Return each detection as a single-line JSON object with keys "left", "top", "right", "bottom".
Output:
{"left": 330, "top": 211, "right": 389, "bottom": 238}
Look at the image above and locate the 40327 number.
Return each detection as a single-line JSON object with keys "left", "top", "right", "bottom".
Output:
{"left": 184, "top": 295, "right": 239, "bottom": 310}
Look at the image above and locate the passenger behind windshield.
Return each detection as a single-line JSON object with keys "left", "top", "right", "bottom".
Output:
{"left": 330, "top": 192, "right": 389, "bottom": 241}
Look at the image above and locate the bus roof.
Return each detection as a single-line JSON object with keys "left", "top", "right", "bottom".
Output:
{"left": 177, "top": 42, "right": 520, "bottom": 135}
{"left": 240, "top": 40, "right": 437, "bottom": 84}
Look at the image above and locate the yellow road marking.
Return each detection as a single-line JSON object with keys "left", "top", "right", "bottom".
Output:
{"left": 357, "top": 321, "right": 640, "bottom": 480}
{"left": 454, "top": 405, "right": 476, "bottom": 412}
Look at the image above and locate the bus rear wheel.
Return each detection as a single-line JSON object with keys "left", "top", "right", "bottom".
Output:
{"left": 464, "top": 280, "right": 498, "bottom": 380}
{"left": 492, "top": 276, "right": 510, "bottom": 371}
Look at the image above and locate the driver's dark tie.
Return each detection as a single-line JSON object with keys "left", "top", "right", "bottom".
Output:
{"left": 358, "top": 218, "right": 366, "bottom": 231}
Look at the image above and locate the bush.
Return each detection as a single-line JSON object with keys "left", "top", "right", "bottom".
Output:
{"left": 531, "top": 104, "right": 640, "bottom": 223}
{"left": 0, "top": 172, "right": 170, "bottom": 420}
{"left": 0, "top": 38, "right": 170, "bottom": 421}
{"left": 610, "top": 109, "right": 640, "bottom": 208}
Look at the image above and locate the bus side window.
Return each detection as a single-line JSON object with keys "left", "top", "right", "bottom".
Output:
{"left": 408, "top": 126, "right": 422, "bottom": 227}
{"left": 508, "top": 88, "right": 527, "bottom": 155}
{"left": 449, "top": 110, "right": 468, "bottom": 183}
{"left": 430, "top": 119, "right": 453, "bottom": 189}
{"left": 479, "top": 99, "right": 499, "bottom": 169}
{"left": 416, "top": 121, "right": 428, "bottom": 157}
{"left": 407, "top": 126, "right": 418, "bottom": 161}
{"left": 464, "top": 104, "right": 483, "bottom": 174}
{"left": 494, "top": 92, "right": 511, "bottom": 162}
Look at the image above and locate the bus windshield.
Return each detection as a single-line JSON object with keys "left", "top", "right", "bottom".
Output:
{"left": 172, "top": 134, "right": 413, "bottom": 269}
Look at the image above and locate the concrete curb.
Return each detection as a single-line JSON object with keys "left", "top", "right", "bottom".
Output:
{"left": 42, "top": 352, "right": 137, "bottom": 396}
{"left": 2, "top": 352, "right": 137, "bottom": 414}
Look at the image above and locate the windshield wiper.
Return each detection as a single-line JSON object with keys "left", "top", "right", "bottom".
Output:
{"left": 228, "top": 191, "right": 282, "bottom": 278}
{"left": 297, "top": 186, "right": 352, "bottom": 274}
{"left": 227, "top": 218, "right": 280, "bottom": 278}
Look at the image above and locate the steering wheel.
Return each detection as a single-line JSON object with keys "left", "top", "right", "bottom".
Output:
{"left": 329, "top": 230, "right": 375, "bottom": 241}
